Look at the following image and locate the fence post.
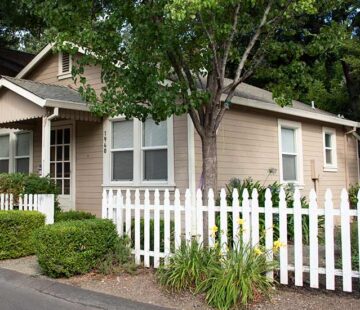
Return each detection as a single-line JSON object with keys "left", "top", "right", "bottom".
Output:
{"left": 340, "top": 188, "right": 352, "bottom": 292}
{"left": 38, "top": 194, "right": 54, "bottom": 225}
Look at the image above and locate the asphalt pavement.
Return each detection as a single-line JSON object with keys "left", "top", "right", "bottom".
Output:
{"left": 0, "top": 268, "right": 168, "bottom": 310}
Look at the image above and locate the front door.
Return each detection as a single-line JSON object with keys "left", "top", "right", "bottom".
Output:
{"left": 50, "top": 125, "right": 74, "bottom": 210}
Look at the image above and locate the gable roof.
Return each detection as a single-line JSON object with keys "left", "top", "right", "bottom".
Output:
{"left": 0, "top": 48, "right": 34, "bottom": 77}
{"left": 0, "top": 76, "right": 89, "bottom": 111}
{"left": 13, "top": 43, "right": 360, "bottom": 128}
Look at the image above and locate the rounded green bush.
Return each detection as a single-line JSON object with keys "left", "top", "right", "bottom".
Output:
{"left": 33, "top": 219, "right": 118, "bottom": 278}
{"left": 0, "top": 211, "right": 45, "bottom": 260}
{"left": 54, "top": 210, "right": 95, "bottom": 222}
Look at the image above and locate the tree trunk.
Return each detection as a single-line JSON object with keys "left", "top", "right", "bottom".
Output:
{"left": 201, "top": 132, "right": 218, "bottom": 197}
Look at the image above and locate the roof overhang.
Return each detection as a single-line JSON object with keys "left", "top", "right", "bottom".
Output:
{"left": 223, "top": 94, "right": 360, "bottom": 128}
{"left": 0, "top": 77, "right": 90, "bottom": 112}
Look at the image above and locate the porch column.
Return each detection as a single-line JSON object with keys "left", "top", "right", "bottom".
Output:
{"left": 41, "top": 116, "right": 51, "bottom": 177}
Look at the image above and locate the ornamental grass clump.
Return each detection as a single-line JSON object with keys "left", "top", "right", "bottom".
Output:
{"left": 157, "top": 240, "right": 220, "bottom": 292}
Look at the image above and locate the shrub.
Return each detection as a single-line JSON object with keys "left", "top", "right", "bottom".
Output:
{"left": 0, "top": 211, "right": 45, "bottom": 259}
{"left": 348, "top": 183, "right": 360, "bottom": 208}
{"left": 98, "top": 236, "right": 136, "bottom": 275}
{"left": 157, "top": 240, "right": 220, "bottom": 292}
{"left": 220, "top": 177, "right": 324, "bottom": 244}
{"left": 197, "top": 244, "right": 275, "bottom": 309}
{"left": 336, "top": 221, "right": 359, "bottom": 268}
{"left": 33, "top": 219, "right": 118, "bottom": 278}
{"left": 54, "top": 210, "right": 95, "bottom": 222}
{"left": 0, "top": 173, "right": 60, "bottom": 211}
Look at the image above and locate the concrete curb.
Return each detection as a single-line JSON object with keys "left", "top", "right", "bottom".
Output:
{"left": 0, "top": 268, "right": 168, "bottom": 310}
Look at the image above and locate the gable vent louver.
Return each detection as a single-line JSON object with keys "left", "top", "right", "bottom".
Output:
{"left": 61, "top": 53, "right": 71, "bottom": 73}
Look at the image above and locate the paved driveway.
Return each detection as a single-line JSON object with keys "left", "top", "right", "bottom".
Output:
{"left": 0, "top": 268, "right": 168, "bottom": 310}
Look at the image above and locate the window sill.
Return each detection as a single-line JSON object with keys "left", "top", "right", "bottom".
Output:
{"left": 57, "top": 73, "right": 72, "bottom": 80}
{"left": 102, "top": 183, "right": 176, "bottom": 191}
{"left": 323, "top": 166, "right": 338, "bottom": 172}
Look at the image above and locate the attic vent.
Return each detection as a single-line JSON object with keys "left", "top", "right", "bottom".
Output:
{"left": 58, "top": 52, "right": 72, "bottom": 78}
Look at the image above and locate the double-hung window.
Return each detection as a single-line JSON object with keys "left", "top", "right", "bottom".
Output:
{"left": 323, "top": 127, "right": 337, "bottom": 171}
{"left": 0, "top": 134, "right": 10, "bottom": 173}
{"left": 278, "top": 120, "right": 303, "bottom": 185}
{"left": 107, "top": 117, "right": 174, "bottom": 186}
{"left": 0, "top": 131, "right": 32, "bottom": 174}
{"left": 15, "top": 132, "right": 31, "bottom": 174}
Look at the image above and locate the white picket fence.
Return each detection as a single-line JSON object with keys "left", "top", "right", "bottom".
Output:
{"left": 0, "top": 193, "right": 55, "bottom": 224}
{"left": 102, "top": 187, "right": 360, "bottom": 293}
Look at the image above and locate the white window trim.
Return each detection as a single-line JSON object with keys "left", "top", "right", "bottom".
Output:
{"left": 103, "top": 116, "right": 175, "bottom": 188}
{"left": 58, "top": 52, "right": 72, "bottom": 80}
{"left": 0, "top": 129, "right": 33, "bottom": 174}
{"left": 322, "top": 127, "right": 337, "bottom": 172}
{"left": 278, "top": 119, "right": 304, "bottom": 186}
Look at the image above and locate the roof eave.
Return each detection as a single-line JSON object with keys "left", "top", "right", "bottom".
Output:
{"left": 45, "top": 99, "right": 89, "bottom": 111}
{"left": 226, "top": 94, "right": 360, "bottom": 128}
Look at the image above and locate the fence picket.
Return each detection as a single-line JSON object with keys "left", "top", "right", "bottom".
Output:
{"left": 242, "top": 189, "right": 250, "bottom": 247}
{"left": 0, "top": 193, "right": 4, "bottom": 210}
{"left": 265, "top": 188, "right": 273, "bottom": 280}
{"left": 340, "top": 188, "right": 352, "bottom": 292}
{"left": 232, "top": 189, "right": 240, "bottom": 250}
{"left": 125, "top": 190, "right": 132, "bottom": 238}
{"left": 358, "top": 190, "right": 360, "bottom": 289}
{"left": 116, "top": 190, "right": 123, "bottom": 236}
{"left": 133, "top": 189, "right": 140, "bottom": 265}
{"left": 185, "top": 189, "right": 192, "bottom": 245}
{"left": 164, "top": 190, "right": 171, "bottom": 264}
{"left": 196, "top": 189, "right": 203, "bottom": 245}
{"left": 9, "top": 194, "right": 13, "bottom": 210}
{"left": 154, "top": 190, "right": 161, "bottom": 268}
{"left": 102, "top": 190, "right": 107, "bottom": 219}
{"left": 174, "top": 189, "right": 181, "bottom": 250}
{"left": 208, "top": 189, "right": 216, "bottom": 247}
{"left": 279, "top": 187, "right": 288, "bottom": 285}
{"left": 293, "top": 188, "right": 303, "bottom": 286}
{"left": 251, "top": 189, "right": 259, "bottom": 248}
{"left": 18, "top": 195, "right": 23, "bottom": 211}
{"left": 324, "top": 189, "right": 335, "bottom": 290}
{"left": 24, "top": 194, "right": 28, "bottom": 211}
{"left": 33, "top": 194, "right": 38, "bottom": 212}
{"left": 5, "top": 194, "right": 9, "bottom": 210}
{"left": 144, "top": 190, "right": 150, "bottom": 267}
{"left": 108, "top": 190, "right": 114, "bottom": 222}
{"left": 220, "top": 188, "right": 227, "bottom": 254}
{"left": 309, "top": 189, "right": 319, "bottom": 288}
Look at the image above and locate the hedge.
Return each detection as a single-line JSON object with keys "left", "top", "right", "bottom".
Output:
{"left": 54, "top": 210, "right": 95, "bottom": 222}
{"left": 0, "top": 211, "right": 45, "bottom": 260}
{"left": 33, "top": 219, "right": 119, "bottom": 278}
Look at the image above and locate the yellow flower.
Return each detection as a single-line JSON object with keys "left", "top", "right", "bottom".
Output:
{"left": 254, "top": 247, "right": 263, "bottom": 256}
{"left": 237, "top": 217, "right": 245, "bottom": 225}
{"left": 210, "top": 225, "right": 218, "bottom": 238}
{"left": 273, "top": 239, "right": 286, "bottom": 250}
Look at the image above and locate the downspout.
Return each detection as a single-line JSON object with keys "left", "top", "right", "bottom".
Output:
{"left": 48, "top": 107, "right": 60, "bottom": 121}
{"left": 344, "top": 126, "right": 357, "bottom": 188}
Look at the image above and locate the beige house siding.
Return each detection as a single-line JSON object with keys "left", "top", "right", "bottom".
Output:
{"left": 75, "top": 121, "right": 103, "bottom": 216}
{"left": 195, "top": 106, "right": 359, "bottom": 205}
{"left": 32, "top": 119, "right": 42, "bottom": 173}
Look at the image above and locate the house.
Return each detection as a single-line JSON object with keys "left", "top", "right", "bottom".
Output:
{"left": 0, "top": 44, "right": 358, "bottom": 215}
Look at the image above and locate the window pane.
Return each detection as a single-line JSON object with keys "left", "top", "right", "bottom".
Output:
{"left": 64, "top": 128, "right": 70, "bottom": 144}
{"left": 143, "top": 119, "right": 167, "bottom": 147}
{"left": 56, "top": 179, "right": 63, "bottom": 194}
{"left": 0, "top": 160, "right": 9, "bottom": 173}
{"left": 57, "top": 130, "right": 63, "bottom": 145}
{"left": 112, "top": 151, "right": 133, "bottom": 180}
{"left": 56, "top": 163, "right": 62, "bottom": 177}
{"left": 64, "top": 179, "right": 70, "bottom": 195}
{"left": 0, "top": 135, "right": 9, "bottom": 158}
{"left": 282, "top": 154, "right": 297, "bottom": 181}
{"left": 112, "top": 121, "right": 133, "bottom": 149}
{"left": 50, "top": 146, "right": 55, "bottom": 161}
{"left": 16, "top": 158, "right": 29, "bottom": 174}
{"left": 64, "top": 162, "right": 70, "bottom": 177}
{"left": 144, "top": 149, "right": 168, "bottom": 180}
{"left": 281, "top": 128, "right": 295, "bottom": 153}
{"left": 64, "top": 145, "right": 70, "bottom": 161}
{"left": 16, "top": 132, "right": 30, "bottom": 157}
{"left": 50, "top": 163, "right": 55, "bottom": 177}
{"left": 326, "top": 149, "right": 332, "bottom": 165}
{"left": 325, "top": 133, "right": 332, "bottom": 148}
{"left": 56, "top": 146, "right": 63, "bottom": 161}
{"left": 51, "top": 130, "right": 56, "bottom": 145}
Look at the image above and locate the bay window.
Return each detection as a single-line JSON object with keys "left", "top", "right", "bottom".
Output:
{"left": 106, "top": 117, "right": 174, "bottom": 186}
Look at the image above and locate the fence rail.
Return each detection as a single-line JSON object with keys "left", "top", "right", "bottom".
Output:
{"left": 0, "top": 193, "right": 55, "bottom": 224}
{"left": 102, "top": 187, "right": 360, "bottom": 293}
